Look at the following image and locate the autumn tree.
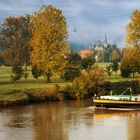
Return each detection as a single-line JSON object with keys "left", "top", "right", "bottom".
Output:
{"left": 30, "top": 6, "right": 69, "bottom": 82}
{"left": 0, "top": 15, "right": 31, "bottom": 81}
{"left": 72, "top": 66, "right": 105, "bottom": 99}
{"left": 126, "top": 10, "right": 140, "bottom": 51}
{"left": 111, "top": 48, "right": 121, "bottom": 62}
{"left": 0, "top": 15, "right": 31, "bottom": 66}
{"left": 120, "top": 47, "right": 140, "bottom": 77}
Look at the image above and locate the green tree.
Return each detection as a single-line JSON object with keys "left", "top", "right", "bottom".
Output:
{"left": 62, "top": 51, "right": 81, "bottom": 81}
{"left": 112, "top": 60, "right": 119, "bottom": 78}
{"left": 31, "top": 65, "right": 42, "bottom": 80}
{"left": 0, "top": 15, "right": 31, "bottom": 66}
{"left": 81, "top": 55, "right": 95, "bottom": 69}
{"left": 30, "top": 5, "right": 69, "bottom": 82}
{"left": 105, "top": 64, "right": 113, "bottom": 76}
{"left": 68, "top": 51, "right": 81, "bottom": 66}
{"left": 11, "top": 65, "right": 23, "bottom": 83}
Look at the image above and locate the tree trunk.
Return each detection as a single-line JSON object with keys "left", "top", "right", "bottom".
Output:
{"left": 132, "top": 71, "right": 135, "bottom": 78}
{"left": 24, "top": 61, "right": 27, "bottom": 80}
{"left": 115, "top": 72, "right": 117, "bottom": 79}
{"left": 46, "top": 70, "right": 51, "bottom": 83}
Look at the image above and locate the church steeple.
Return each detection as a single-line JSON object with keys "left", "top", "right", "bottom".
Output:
{"left": 105, "top": 34, "right": 108, "bottom": 44}
{"left": 104, "top": 34, "right": 108, "bottom": 48}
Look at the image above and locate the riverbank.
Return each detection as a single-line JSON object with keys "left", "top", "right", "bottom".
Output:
{"left": 0, "top": 80, "right": 140, "bottom": 109}
{"left": 0, "top": 65, "right": 140, "bottom": 108}
{"left": 0, "top": 85, "right": 76, "bottom": 108}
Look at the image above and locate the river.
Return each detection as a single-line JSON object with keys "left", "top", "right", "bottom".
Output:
{"left": 0, "top": 99, "right": 140, "bottom": 140}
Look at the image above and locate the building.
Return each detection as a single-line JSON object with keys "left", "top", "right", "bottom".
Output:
{"left": 79, "top": 49, "right": 93, "bottom": 59}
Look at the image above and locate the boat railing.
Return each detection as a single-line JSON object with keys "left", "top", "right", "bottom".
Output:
{"left": 121, "top": 87, "right": 133, "bottom": 95}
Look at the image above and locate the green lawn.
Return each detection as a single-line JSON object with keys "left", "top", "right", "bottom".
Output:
{"left": 0, "top": 64, "right": 139, "bottom": 94}
{"left": 95, "top": 62, "right": 140, "bottom": 82}
{"left": 0, "top": 66, "right": 71, "bottom": 94}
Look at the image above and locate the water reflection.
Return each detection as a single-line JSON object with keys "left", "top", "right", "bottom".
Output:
{"left": 31, "top": 102, "right": 69, "bottom": 140}
{"left": 0, "top": 100, "right": 140, "bottom": 140}
{"left": 127, "top": 112, "right": 140, "bottom": 140}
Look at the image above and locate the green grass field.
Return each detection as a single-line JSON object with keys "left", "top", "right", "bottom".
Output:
{"left": 0, "top": 63, "right": 139, "bottom": 94}
{"left": 95, "top": 62, "right": 140, "bottom": 82}
{"left": 0, "top": 66, "right": 71, "bottom": 95}
{"left": 0, "top": 63, "right": 139, "bottom": 104}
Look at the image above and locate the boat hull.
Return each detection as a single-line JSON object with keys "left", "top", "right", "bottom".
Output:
{"left": 93, "top": 99, "right": 140, "bottom": 108}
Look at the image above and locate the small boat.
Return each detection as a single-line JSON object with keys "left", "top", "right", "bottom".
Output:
{"left": 93, "top": 88, "right": 140, "bottom": 108}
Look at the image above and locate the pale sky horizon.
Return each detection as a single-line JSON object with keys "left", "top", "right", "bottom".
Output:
{"left": 0, "top": 0, "right": 140, "bottom": 48}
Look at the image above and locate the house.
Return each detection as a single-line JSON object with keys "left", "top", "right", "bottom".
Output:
{"left": 79, "top": 49, "right": 93, "bottom": 59}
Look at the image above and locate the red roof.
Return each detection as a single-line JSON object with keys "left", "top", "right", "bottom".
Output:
{"left": 80, "top": 50, "right": 92, "bottom": 55}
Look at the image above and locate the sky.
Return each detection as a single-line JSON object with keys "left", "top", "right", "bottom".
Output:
{"left": 0, "top": 0, "right": 140, "bottom": 48}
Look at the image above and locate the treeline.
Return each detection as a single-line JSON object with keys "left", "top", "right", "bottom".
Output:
{"left": 0, "top": 5, "right": 70, "bottom": 83}
{"left": 0, "top": 6, "right": 140, "bottom": 98}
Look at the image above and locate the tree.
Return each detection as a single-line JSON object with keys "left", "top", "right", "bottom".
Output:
{"left": 68, "top": 51, "right": 81, "bottom": 66}
{"left": 103, "top": 49, "right": 110, "bottom": 62}
{"left": 72, "top": 66, "right": 105, "bottom": 99}
{"left": 120, "top": 47, "right": 140, "bottom": 77}
{"left": 11, "top": 65, "right": 23, "bottom": 83}
{"left": 105, "top": 64, "right": 113, "bottom": 76}
{"left": 62, "top": 51, "right": 81, "bottom": 81}
{"left": 81, "top": 55, "right": 95, "bottom": 69}
{"left": 126, "top": 10, "right": 140, "bottom": 51}
{"left": 0, "top": 15, "right": 31, "bottom": 66}
{"left": 111, "top": 49, "right": 121, "bottom": 62}
{"left": 30, "top": 5, "right": 69, "bottom": 82}
{"left": 112, "top": 60, "right": 119, "bottom": 78}
{"left": 31, "top": 65, "right": 42, "bottom": 80}
{"left": 63, "top": 65, "right": 80, "bottom": 81}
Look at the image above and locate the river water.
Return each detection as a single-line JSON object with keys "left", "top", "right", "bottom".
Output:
{"left": 0, "top": 99, "right": 140, "bottom": 140}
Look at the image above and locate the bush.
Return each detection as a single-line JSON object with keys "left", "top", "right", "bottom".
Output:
{"left": 72, "top": 66, "right": 105, "bottom": 99}
{"left": 27, "top": 85, "right": 66, "bottom": 102}
{"left": 120, "top": 68, "right": 131, "bottom": 78}
{"left": 104, "top": 80, "right": 140, "bottom": 95}
{"left": 81, "top": 56, "right": 95, "bottom": 69}
{"left": 60, "top": 85, "right": 75, "bottom": 100}
{"left": 31, "top": 65, "right": 42, "bottom": 80}
{"left": 11, "top": 65, "right": 23, "bottom": 83}
{"left": 63, "top": 66, "right": 80, "bottom": 81}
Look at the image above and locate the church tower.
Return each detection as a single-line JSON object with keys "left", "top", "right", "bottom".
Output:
{"left": 103, "top": 34, "right": 108, "bottom": 48}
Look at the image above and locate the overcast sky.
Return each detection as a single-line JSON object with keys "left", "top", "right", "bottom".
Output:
{"left": 0, "top": 0, "right": 140, "bottom": 47}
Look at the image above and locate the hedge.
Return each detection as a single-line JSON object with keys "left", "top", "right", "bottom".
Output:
{"left": 104, "top": 80, "right": 140, "bottom": 95}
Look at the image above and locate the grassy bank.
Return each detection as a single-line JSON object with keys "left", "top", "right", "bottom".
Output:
{"left": 0, "top": 64, "right": 139, "bottom": 108}
{"left": 0, "top": 85, "right": 74, "bottom": 108}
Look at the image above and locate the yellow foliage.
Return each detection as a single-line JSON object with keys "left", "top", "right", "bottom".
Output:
{"left": 126, "top": 10, "right": 140, "bottom": 51}
{"left": 30, "top": 5, "right": 69, "bottom": 81}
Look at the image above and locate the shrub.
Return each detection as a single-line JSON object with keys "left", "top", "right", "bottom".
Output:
{"left": 104, "top": 80, "right": 140, "bottom": 95}
{"left": 31, "top": 65, "right": 42, "bottom": 80}
{"left": 72, "top": 66, "right": 105, "bottom": 99}
{"left": 63, "top": 66, "right": 80, "bottom": 81}
{"left": 11, "top": 65, "right": 23, "bottom": 83}
{"left": 120, "top": 68, "right": 131, "bottom": 78}
{"left": 81, "top": 56, "right": 95, "bottom": 69}
{"left": 60, "top": 85, "right": 75, "bottom": 100}
{"left": 105, "top": 64, "right": 113, "bottom": 76}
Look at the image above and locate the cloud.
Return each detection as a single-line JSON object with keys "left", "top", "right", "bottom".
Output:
{"left": 0, "top": 0, "right": 140, "bottom": 47}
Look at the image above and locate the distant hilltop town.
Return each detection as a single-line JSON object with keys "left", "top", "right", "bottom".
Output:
{"left": 79, "top": 35, "right": 122, "bottom": 62}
